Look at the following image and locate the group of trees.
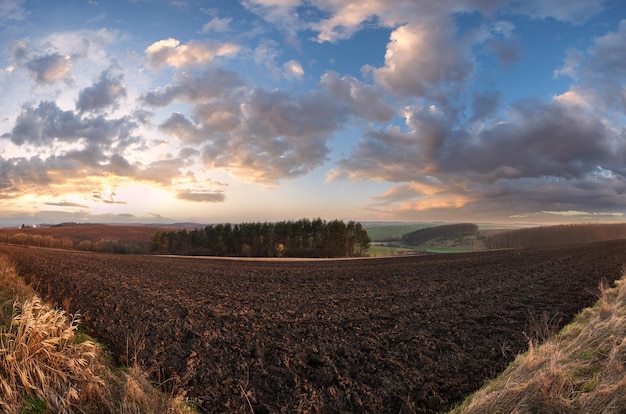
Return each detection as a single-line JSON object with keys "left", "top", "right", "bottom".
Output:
{"left": 486, "top": 223, "right": 626, "bottom": 249}
{"left": 0, "top": 232, "right": 145, "bottom": 254}
{"left": 151, "top": 218, "right": 371, "bottom": 258}
{"left": 0, "top": 233, "right": 74, "bottom": 249}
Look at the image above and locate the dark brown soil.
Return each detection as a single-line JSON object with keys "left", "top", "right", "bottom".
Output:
{"left": 2, "top": 241, "right": 625, "bottom": 413}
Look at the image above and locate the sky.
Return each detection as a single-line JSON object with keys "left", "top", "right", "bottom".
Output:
{"left": 1, "top": 0, "right": 626, "bottom": 226}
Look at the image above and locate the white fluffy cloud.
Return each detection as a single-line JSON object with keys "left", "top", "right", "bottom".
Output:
{"left": 373, "top": 22, "right": 474, "bottom": 101}
{"left": 145, "top": 38, "right": 240, "bottom": 70}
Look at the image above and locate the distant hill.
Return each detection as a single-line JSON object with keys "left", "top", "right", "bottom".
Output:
{"left": 401, "top": 223, "right": 479, "bottom": 246}
{"left": 485, "top": 223, "right": 626, "bottom": 249}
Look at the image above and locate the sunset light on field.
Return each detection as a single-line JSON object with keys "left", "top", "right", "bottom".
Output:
{"left": 1, "top": 0, "right": 626, "bottom": 226}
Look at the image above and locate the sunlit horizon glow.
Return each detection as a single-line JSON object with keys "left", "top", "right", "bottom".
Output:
{"left": 1, "top": 0, "right": 626, "bottom": 227}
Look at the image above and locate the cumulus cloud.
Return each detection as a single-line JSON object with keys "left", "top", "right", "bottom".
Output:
{"left": 7, "top": 101, "right": 137, "bottom": 147}
{"left": 76, "top": 70, "right": 127, "bottom": 113}
{"left": 145, "top": 38, "right": 240, "bottom": 70}
{"left": 320, "top": 71, "right": 394, "bottom": 123}
{"left": 373, "top": 22, "right": 474, "bottom": 102}
{"left": 334, "top": 96, "right": 626, "bottom": 217}
{"left": 199, "top": 87, "right": 345, "bottom": 183}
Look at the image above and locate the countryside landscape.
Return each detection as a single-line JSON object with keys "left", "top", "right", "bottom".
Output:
{"left": 2, "top": 1, "right": 626, "bottom": 413}
{"left": 2, "top": 221, "right": 626, "bottom": 412}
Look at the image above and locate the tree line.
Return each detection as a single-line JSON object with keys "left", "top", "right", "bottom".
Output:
{"left": 485, "top": 223, "right": 626, "bottom": 249}
{"left": 0, "top": 232, "right": 146, "bottom": 254}
{"left": 150, "top": 218, "right": 371, "bottom": 257}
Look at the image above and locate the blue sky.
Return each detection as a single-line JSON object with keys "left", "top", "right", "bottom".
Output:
{"left": 1, "top": 0, "right": 625, "bottom": 226}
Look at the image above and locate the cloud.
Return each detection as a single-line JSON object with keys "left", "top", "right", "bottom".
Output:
{"left": 0, "top": 0, "right": 27, "bottom": 21}
{"left": 320, "top": 71, "right": 394, "bottom": 123}
{"left": 91, "top": 189, "right": 126, "bottom": 204}
{"left": 242, "top": 0, "right": 301, "bottom": 34}
{"left": 201, "top": 17, "right": 232, "bottom": 33}
{"left": 25, "top": 53, "right": 73, "bottom": 84}
{"left": 252, "top": 39, "right": 282, "bottom": 79}
{"left": 307, "top": 0, "right": 498, "bottom": 43}
{"left": 145, "top": 38, "right": 240, "bottom": 70}
{"left": 44, "top": 201, "right": 88, "bottom": 208}
{"left": 372, "top": 22, "right": 474, "bottom": 102}
{"left": 140, "top": 69, "right": 244, "bottom": 107}
{"left": 511, "top": 0, "right": 607, "bottom": 24}
{"left": 176, "top": 190, "right": 225, "bottom": 202}
{"left": 334, "top": 96, "right": 626, "bottom": 217}
{"left": 283, "top": 59, "right": 304, "bottom": 80}
{"left": 7, "top": 101, "right": 138, "bottom": 147}
{"left": 470, "top": 89, "right": 502, "bottom": 122}
{"left": 195, "top": 87, "right": 346, "bottom": 184}
{"left": 553, "top": 49, "right": 584, "bottom": 80}
{"left": 76, "top": 70, "right": 127, "bottom": 113}
{"left": 143, "top": 67, "right": 348, "bottom": 184}
{"left": 486, "top": 38, "right": 522, "bottom": 68}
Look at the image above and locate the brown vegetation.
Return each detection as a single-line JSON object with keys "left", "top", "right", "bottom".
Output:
{"left": 0, "top": 255, "right": 195, "bottom": 413}
{"left": 451, "top": 274, "right": 626, "bottom": 413}
{"left": 0, "top": 224, "right": 164, "bottom": 254}
{"left": 2, "top": 241, "right": 625, "bottom": 413}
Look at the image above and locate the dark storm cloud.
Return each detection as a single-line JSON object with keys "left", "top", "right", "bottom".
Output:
{"left": 76, "top": 71, "right": 127, "bottom": 113}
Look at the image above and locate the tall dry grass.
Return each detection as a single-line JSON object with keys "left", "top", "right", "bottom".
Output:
{"left": 0, "top": 296, "right": 108, "bottom": 412}
{"left": 0, "top": 255, "right": 196, "bottom": 413}
{"left": 450, "top": 275, "right": 626, "bottom": 414}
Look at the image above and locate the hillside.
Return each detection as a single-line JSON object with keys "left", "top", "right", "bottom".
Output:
{"left": 486, "top": 223, "right": 626, "bottom": 249}
{"left": 0, "top": 224, "right": 171, "bottom": 253}
{"left": 401, "top": 223, "right": 479, "bottom": 246}
{"left": 451, "top": 273, "right": 626, "bottom": 413}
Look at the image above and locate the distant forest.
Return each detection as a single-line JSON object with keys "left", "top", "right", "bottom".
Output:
{"left": 401, "top": 223, "right": 479, "bottom": 246}
{"left": 485, "top": 223, "right": 626, "bottom": 249}
{"left": 151, "top": 218, "right": 371, "bottom": 258}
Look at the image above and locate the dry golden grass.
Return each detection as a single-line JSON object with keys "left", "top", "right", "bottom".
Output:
{"left": 0, "top": 255, "right": 196, "bottom": 413}
{"left": 450, "top": 275, "right": 626, "bottom": 414}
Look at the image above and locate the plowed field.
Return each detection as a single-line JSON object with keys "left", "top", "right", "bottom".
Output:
{"left": 2, "top": 241, "right": 625, "bottom": 413}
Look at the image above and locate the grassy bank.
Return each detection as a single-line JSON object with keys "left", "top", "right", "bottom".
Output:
{"left": 450, "top": 274, "right": 626, "bottom": 413}
{"left": 0, "top": 254, "right": 196, "bottom": 413}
